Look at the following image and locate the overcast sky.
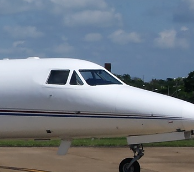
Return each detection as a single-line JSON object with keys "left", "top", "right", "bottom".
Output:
{"left": 0, "top": 0, "right": 194, "bottom": 81}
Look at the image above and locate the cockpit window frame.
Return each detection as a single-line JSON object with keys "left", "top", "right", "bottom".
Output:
{"left": 69, "top": 70, "right": 84, "bottom": 85}
{"left": 79, "top": 69, "right": 122, "bottom": 86}
{"left": 46, "top": 70, "right": 70, "bottom": 85}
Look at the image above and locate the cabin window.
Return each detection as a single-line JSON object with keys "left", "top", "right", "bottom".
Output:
{"left": 79, "top": 69, "right": 122, "bottom": 86}
{"left": 47, "top": 70, "right": 70, "bottom": 85}
{"left": 70, "top": 71, "right": 84, "bottom": 85}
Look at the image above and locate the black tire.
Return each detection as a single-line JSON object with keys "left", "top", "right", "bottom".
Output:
{"left": 119, "top": 158, "right": 140, "bottom": 172}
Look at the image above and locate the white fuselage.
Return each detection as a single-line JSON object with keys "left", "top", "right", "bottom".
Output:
{"left": 0, "top": 58, "right": 193, "bottom": 140}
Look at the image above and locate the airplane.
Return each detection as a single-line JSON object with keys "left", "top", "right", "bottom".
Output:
{"left": 0, "top": 57, "right": 193, "bottom": 172}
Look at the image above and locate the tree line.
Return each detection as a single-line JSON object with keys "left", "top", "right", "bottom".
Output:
{"left": 116, "top": 71, "right": 194, "bottom": 104}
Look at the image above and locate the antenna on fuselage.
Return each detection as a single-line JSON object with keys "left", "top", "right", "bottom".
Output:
{"left": 104, "top": 63, "right": 111, "bottom": 72}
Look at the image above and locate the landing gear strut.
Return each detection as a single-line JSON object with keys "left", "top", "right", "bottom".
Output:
{"left": 119, "top": 144, "right": 144, "bottom": 172}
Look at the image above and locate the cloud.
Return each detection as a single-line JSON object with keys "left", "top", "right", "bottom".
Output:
{"left": 0, "top": 0, "right": 43, "bottom": 14}
{"left": 49, "top": 0, "right": 122, "bottom": 28}
{"left": 155, "top": 30, "right": 176, "bottom": 48}
{"left": 50, "top": 0, "right": 107, "bottom": 11}
{"left": 4, "top": 26, "right": 43, "bottom": 39}
{"left": 183, "top": 0, "right": 194, "bottom": 10}
{"left": 64, "top": 10, "right": 121, "bottom": 27}
{"left": 109, "top": 30, "right": 143, "bottom": 44}
{"left": 180, "top": 26, "right": 189, "bottom": 31}
{"left": 84, "top": 33, "right": 102, "bottom": 42}
{"left": 53, "top": 43, "right": 74, "bottom": 54}
{"left": 23, "top": 0, "right": 43, "bottom": 6}
{"left": 0, "top": 0, "right": 107, "bottom": 15}
{"left": 154, "top": 29, "right": 189, "bottom": 49}
{"left": 173, "top": 0, "right": 194, "bottom": 23}
{"left": 13, "top": 41, "right": 25, "bottom": 48}
{"left": 0, "top": 43, "right": 33, "bottom": 55}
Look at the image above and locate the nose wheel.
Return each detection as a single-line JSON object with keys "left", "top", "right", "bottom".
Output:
{"left": 119, "top": 158, "right": 140, "bottom": 172}
{"left": 119, "top": 144, "right": 144, "bottom": 172}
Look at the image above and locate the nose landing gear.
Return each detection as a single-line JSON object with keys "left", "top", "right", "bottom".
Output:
{"left": 119, "top": 144, "right": 144, "bottom": 172}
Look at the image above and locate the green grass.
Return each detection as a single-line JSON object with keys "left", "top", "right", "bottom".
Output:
{"left": 0, "top": 139, "right": 60, "bottom": 147}
{"left": 72, "top": 137, "right": 127, "bottom": 147}
{"left": 145, "top": 139, "right": 194, "bottom": 147}
{"left": 0, "top": 138, "right": 193, "bottom": 147}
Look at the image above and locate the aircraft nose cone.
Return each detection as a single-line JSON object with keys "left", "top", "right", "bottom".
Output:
{"left": 182, "top": 102, "right": 194, "bottom": 131}
{"left": 182, "top": 102, "right": 194, "bottom": 119}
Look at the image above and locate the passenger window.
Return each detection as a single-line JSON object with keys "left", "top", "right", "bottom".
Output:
{"left": 47, "top": 70, "right": 70, "bottom": 85}
{"left": 70, "top": 71, "right": 84, "bottom": 85}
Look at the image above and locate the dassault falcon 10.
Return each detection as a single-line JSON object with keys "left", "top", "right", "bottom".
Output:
{"left": 0, "top": 57, "right": 193, "bottom": 172}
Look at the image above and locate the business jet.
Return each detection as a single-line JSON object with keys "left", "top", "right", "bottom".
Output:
{"left": 0, "top": 57, "right": 193, "bottom": 172}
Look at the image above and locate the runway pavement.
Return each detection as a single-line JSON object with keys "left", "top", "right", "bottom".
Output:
{"left": 0, "top": 147, "right": 193, "bottom": 172}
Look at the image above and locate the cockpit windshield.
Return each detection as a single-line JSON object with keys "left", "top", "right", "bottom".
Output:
{"left": 79, "top": 69, "right": 122, "bottom": 86}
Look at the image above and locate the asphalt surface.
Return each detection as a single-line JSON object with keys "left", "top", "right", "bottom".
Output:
{"left": 0, "top": 147, "right": 193, "bottom": 172}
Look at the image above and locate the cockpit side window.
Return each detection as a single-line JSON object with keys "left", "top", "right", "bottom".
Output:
{"left": 70, "top": 71, "right": 84, "bottom": 85}
{"left": 79, "top": 69, "right": 122, "bottom": 86}
{"left": 47, "top": 70, "right": 70, "bottom": 85}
